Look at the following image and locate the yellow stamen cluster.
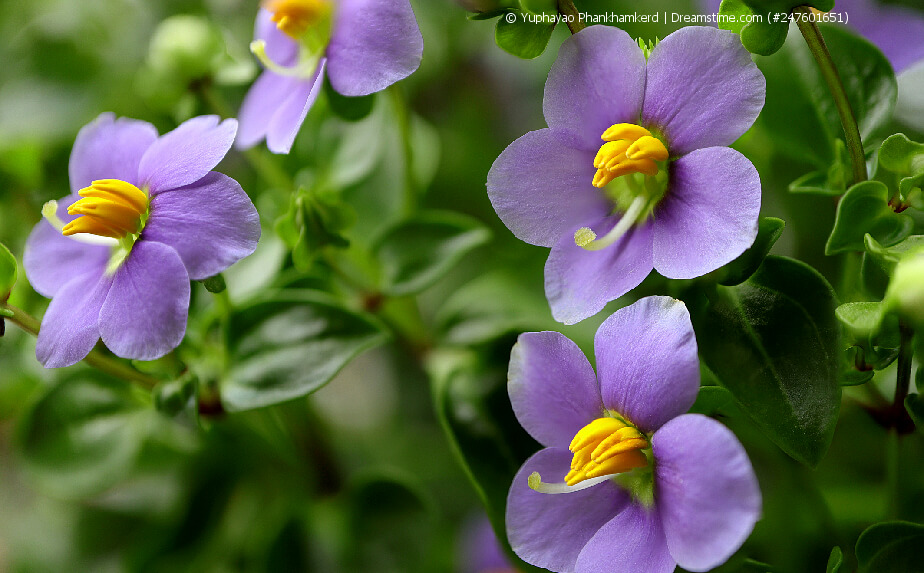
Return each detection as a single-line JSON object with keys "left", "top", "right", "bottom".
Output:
{"left": 64, "top": 179, "right": 149, "bottom": 240}
{"left": 566, "top": 417, "right": 648, "bottom": 486}
{"left": 264, "top": 0, "right": 331, "bottom": 39}
{"left": 592, "top": 123, "right": 669, "bottom": 188}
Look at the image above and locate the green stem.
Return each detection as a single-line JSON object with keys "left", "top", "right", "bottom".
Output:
{"left": 894, "top": 322, "right": 914, "bottom": 412}
{"left": 557, "top": 0, "right": 585, "bottom": 34}
{"left": 793, "top": 6, "right": 867, "bottom": 185}
{"left": 2, "top": 303, "right": 160, "bottom": 390}
{"left": 389, "top": 85, "right": 417, "bottom": 216}
{"left": 886, "top": 323, "right": 913, "bottom": 517}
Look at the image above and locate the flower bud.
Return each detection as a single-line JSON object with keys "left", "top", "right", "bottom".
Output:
{"left": 885, "top": 251, "right": 924, "bottom": 328}
{"left": 147, "top": 15, "right": 225, "bottom": 80}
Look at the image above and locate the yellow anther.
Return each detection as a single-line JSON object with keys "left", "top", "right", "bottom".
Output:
{"left": 601, "top": 123, "right": 652, "bottom": 143}
{"left": 565, "top": 416, "right": 649, "bottom": 486}
{"left": 591, "top": 123, "right": 668, "bottom": 189}
{"left": 625, "top": 136, "right": 669, "bottom": 162}
{"left": 65, "top": 179, "right": 149, "bottom": 240}
{"left": 264, "top": 0, "right": 331, "bottom": 39}
{"left": 574, "top": 227, "right": 597, "bottom": 248}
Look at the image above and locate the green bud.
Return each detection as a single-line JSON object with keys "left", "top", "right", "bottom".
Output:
{"left": 885, "top": 251, "right": 924, "bottom": 328}
{"left": 147, "top": 15, "right": 225, "bottom": 80}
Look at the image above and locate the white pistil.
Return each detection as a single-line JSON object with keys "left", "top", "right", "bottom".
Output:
{"left": 573, "top": 194, "right": 648, "bottom": 251}
{"left": 527, "top": 471, "right": 617, "bottom": 495}
{"left": 250, "top": 40, "right": 320, "bottom": 79}
{"left": 42, "top": 201, "right": 117, "bottom": 247}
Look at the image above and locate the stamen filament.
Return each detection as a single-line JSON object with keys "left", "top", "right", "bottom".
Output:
{"left": 574, "top": 194, "right": 648, "bottom": 251}
{"left": 528, "top": 471, "right": 618, "bottom": 495}
{"left": 250, "top": 40, "right": 319, "bottom": 78}
{"left": 42, "top": 201, "right": 117, "bottom": 247}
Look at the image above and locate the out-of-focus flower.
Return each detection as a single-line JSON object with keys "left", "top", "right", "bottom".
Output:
{"left": 487, "top": 25, "right": 764, "bottom": 324}
{"left": 238, "top": 0, "right": 424, "bottom": 154}
{"left": 506, "top": 296, "right": 761, "bottom": 573}
{"left": 24, "top": 113, "right": 260, "bottom": 368}
{"left": 884, "top": 251, "right": 924, "bottom": 328}
{"left": 458, "top": 515, "right": 519, "bottom": 573}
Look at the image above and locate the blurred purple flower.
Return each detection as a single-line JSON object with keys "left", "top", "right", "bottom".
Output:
{"left": 487, "top": 26, "right": 764, "bottom": 324}
{"left": 238, "top": 0, "right": 424, "bottom": 154}
{"left": 459, "top": 515, "right": 518, "bottom": 573}
{"left": 506, "top": 296, "right": 761, "bottom": 573}
{"left": 24, "top": 113, "right": 260, "bottom": 368}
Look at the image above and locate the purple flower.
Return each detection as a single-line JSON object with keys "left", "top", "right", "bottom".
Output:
{"left": 506, "top": 296, "right": 761, "bottom": 573}
{"left": 24, "top": 113, "right": 260, "bottom": 368}
{"left": 458, "top": 515, "right": 518, "bottom": 573}
{"left": 237, "top": 0, "right": 424, "bottom": 154}
{"left": 487, "top": 26, "right": 764, "bottom": 324}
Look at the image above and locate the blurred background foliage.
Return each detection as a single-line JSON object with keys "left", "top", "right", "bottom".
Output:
{"left": 1, "top": 0, "right": 924, "bottom": 571}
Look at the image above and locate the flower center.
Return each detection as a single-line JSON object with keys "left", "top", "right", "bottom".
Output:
{"left": 565, "top": 416, "right": 649, "bottom": 485}
{"left": 574, "top": 123, "right": 670, "bottom": 251}
{"left": 63, "top": 179, "right": 149, "bottom": 240}
{"left": 265, "top": 0, "right": 332, "bottom": 40}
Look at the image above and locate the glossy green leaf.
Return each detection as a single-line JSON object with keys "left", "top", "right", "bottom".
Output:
{"left": 826, "top": 546, "right": 844, "bottom": 573}
{"left": 0, "top": 242, "right": 17, "bottom": 301}
{"left": 717, "top": 217, "right": 785, "bottom": 286}
{"left": 16, "top": 376, "right": 150, "bottom": 498}
{"left": 427, "top": 350, "right": 544, "bottom": 573}
{"left": 375, "top": 211, "right": 491, "bottom": 296}
{"left": 495, "top": 11, "right": 555, "bottom": 60}
{"left": 689, "top": 256, "right": 841, "bottom": 466}
{"left": 856, "top": 521, "right": 924, "bottom": 572}
{"left": 878, "top": 133, "right": 924, "bottom": 176}
{"left": 865, "top": 234, "right": 924, "bottom": 275}
{"left": 826, "top": 181, "right": 913, "bottom": 255}
{"left": 222, "top": 292, "right": 389, "bottom": 411}
{"left": 718, "top": 0, "right": 751, "bottom": 34}
{"left": 758, "top": 25, "right": 897, "bottom": 168}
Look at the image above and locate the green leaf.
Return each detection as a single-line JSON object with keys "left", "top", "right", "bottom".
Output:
{"left": 518, "top": 0, "right": 555, "bottom": 15}
{"left": 718, "top": 0, "right": 751, "bottom": 34}
{"left": 878, "top": 133, "right": 924, "bottom": 176}
{"left": 905, "top": 394, "right": 924, "bottom": 432}
{"left": 495, "top": 11, "right": 555, "bottom": 60}
{"left": 426, "top": 350, "right": 544, "bottom": 573}
{"left": 689, "top": 257, "right": 841, "bottom": 466}
{"left": 16, "top": 376, "right": 149, "bottom": 498}
{"left": 222, "top": 292, "right": 389, "bottom": 411}
{"left": 826, "top": 546, "right": 844, "bottom": 573}
{"left": 856, "top": 521, "right": 924, "bottom": 572}
{"left": 717, "top": 217, "right": 786, "bottom": 286}
{"left": 826, "top": 181, "right": 913, "bottom": 255}
{"left": 689, "top": 385, "right": 737, "bottom": 417}
{"left": 375, "top": 211, "right": 492, "bottom": 296}
{"left": 865, "top": 234, "right": 924, "bottom": 275}
{"left": 324, "top": 77, "right": 375, "bottom": 122}
{"left": 788, "top": 139, "right": 851, "bottom": 196}
{"left": 835, "top": 301, "right": 884, "bottom": 341}
{"left": 758, "top": 25, "right": 897, "bottom": 169}
{"left": 0, "top": 242, "right": 17, "bottom": 301}
{"left": 435, "top": 271, "right": 552, "bottom": 346}
{"left": 740, "top": 19, "right": 789, "bottom": 57}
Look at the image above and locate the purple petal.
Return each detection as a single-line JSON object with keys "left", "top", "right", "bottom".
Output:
{"left": 326, "top": 0, "right": 423, "bottom": 97}
{"left": 653, "top": 414, "right": 761, "bottom": 572}
{"left": 35, "top": 271, "right": 111, "bottom": 368}
{"left": 544, "top": 218, "right": 654, "bottom": 325}
{"left": 506, "top": 448, "right": 629, "bottom": 572}
{"left": 487, "top": 129, "right": 609, "bottom": 248}
{"left": 98, "top": 241, "right": 190, "bottom": 361}
{"left": 138, "top": 116, "right": 237, "bottom": 194}
{"left": 266, "top": 60, "right": 327, "bottom": 155}
{"left": 24, "top": 195, "right": 111, "bottom": 298}
{"left": 144, "top": 172, "right": 261, "bottom": 280}
{"left": 508, "top": 331, "right": 604, "bottom": 449}
{"left": 595, "top": 296, "right": 699, "bottom": 433}
{"left": 237, "top": 71, "right": 300, "bottom": 151}
{"left": 574, "top": 502, "right": 675, "bottom": 573}
{"left": 642, "top": 27, "right": 765, "bottom": 155}
{"left": 543, "top": 25, "right": 647, "bottom": 147}
{"left": 255, "top": 8, "right": 299, "bottom": 67}
{"left": 69, "top": 113, "right": 158, "bottom": 193}
{"left": 653, "top": 147, "right": 761, "bottom": 279}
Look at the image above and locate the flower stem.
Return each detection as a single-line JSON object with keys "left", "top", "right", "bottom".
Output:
{"left": 1, "top": 303, "right": 160, "bottom": 389}
{"left": 389, "top": 85, "right": 417, "bottom": 216}
{"left": 557, "top": 0, "right": 585, "bottom": 34}
{"left": 894, "top": 322, "right": 914, "bottom": 413}
{"left": 793, "top": 6, "right": 867, "bottom": 185}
